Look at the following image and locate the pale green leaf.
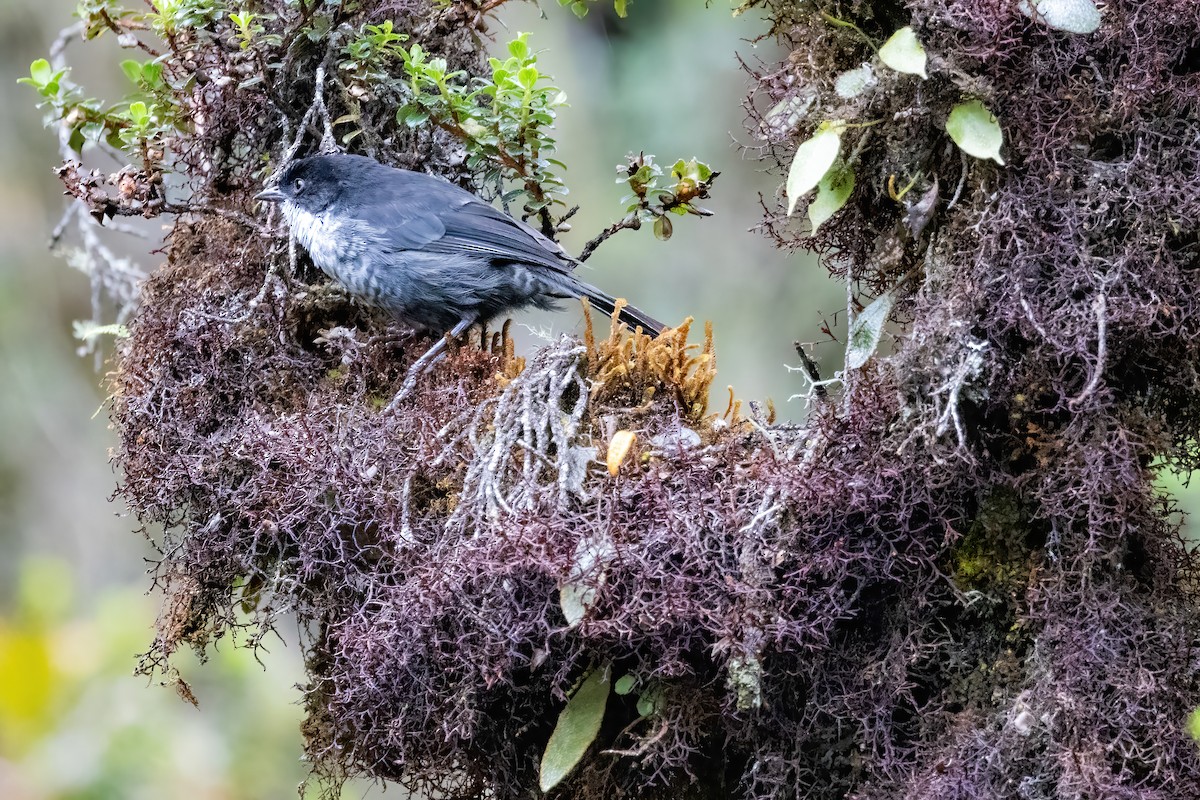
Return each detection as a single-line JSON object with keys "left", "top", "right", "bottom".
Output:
{"left": 539, "top": 668, "right": 610, "bottom": 792}
{"left": 846, "top": 292, "right": 894, "bottom": 370}
{"left": 878, "top": 27, "right": 928, "bottom": 79}
{"left": 121, "top": 59, "right": 143, "bottom": 84}
{"left": 517, "top": 65, "right": 539, "bottom": 88}
{"left": 807, "top": 161, "right": 855, "bottom": 234}
{"left": 946, "top": 100, "right": 1005, "bottom": 165}
{"left": 613, "top": 675, "right": 636, "bottom": 695}
{"left": 560, "top": 533, "right": 615, "bottom": 627}
{"left": 786, "top": 123, "right": 843, "bottom": 216}
{"left": 29, "top": 59, "right": 53, "bottom": 86}
{"left": 1018, "top": 0, "right": 1101, "bottom": 34}
{"left": 833, "top": 63, "right": 875, "bottom": 98}
{"left": 507, "top": 36, "right": 529, "bottom": 60}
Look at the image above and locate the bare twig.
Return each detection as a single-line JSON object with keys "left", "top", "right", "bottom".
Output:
{"left": 578, "top": 214, "right": 641, "bottom": 262}
{"left": 793, "top": 341, "right": 829, "bottom": 400}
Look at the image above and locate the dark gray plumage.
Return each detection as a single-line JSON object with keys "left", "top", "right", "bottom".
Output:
{"left": 255, "top": 154, "right": 664, "bottom": 337}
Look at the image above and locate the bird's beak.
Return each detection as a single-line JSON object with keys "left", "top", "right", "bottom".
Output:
{"left": 255, "top": 186, "right": 286, "bottom": 202}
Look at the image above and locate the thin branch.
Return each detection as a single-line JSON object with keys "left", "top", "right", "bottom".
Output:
{"left": 578, "top": 214, "right": 641, "bottom": 262}
{"left": 793, "top": 341, "right": 829, "bottom": 400}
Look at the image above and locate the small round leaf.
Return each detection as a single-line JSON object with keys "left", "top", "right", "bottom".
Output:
{"left": 946, "top": 100, "right": 1005, "bottom": 165}
{"left": 878, "top": 27, "right": 928, "bottom": 79}
{"left": 807, "top": 162, "right": 856, "bottom": 235}
{"left": 29, "top": 59, "right": 53, "bottom": 86}
{"left": 834, "top": 63, "right": 875, "bottom": 98}
{"left": 786, "top": 124, "right": 843, "bottom": 216}
{"left": 1018, "top": 0, "right": 1101, "bottom": 35}
{"left": 846, "top": 292, "right": 894, "bottom": 370}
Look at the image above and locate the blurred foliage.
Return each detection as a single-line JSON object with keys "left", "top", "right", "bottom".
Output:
{"left": 0, "top": 557, "right": 365, "bottom": 799}
{"left": 557, "top": 0, "right": 629, "bottom": 19}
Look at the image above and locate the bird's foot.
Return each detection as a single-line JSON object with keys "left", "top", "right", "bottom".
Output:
{"left": 380, "top": 317, "right": 475, "bottom": 413}
{"left": 382, "top": 371, "right": 420, "bottom": 413}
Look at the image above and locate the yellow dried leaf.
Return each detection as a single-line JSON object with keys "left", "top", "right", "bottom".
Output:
{"left": 607, "top": 430, "right": 637, "bottom": 476}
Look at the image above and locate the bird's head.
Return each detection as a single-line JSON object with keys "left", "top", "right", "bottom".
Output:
{"left": 255, "top": 155, "right": 344, "bottom": 213}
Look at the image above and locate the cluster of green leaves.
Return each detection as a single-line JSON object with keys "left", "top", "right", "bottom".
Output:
{"left": 557, "top": 0, "right": 629, "bottom": 18}
{"left": 341, "top": 20, "right": 409, "bottom": 88}
{"left": 537, "top": 665, "right": 664, "bottom": 792}
{"left": 19, "top": 56, "right": 177, "bottom": 158}
{"left": 77, "top": 0, "right": 137, "bottom": 39}
{"left": 392, "top": 33, "right": 569, "bottom": 217}
{"left": 785, "top": 22, "right": 1005, "bottom": 239}
{"left": 143, "top": 0, "right": 223, "bottom": 37}
{"left": 229, "top": 9, "right": 283, "bottom": 50}
{"left": 618, "top": 153, "right": 717, "bottom": 241}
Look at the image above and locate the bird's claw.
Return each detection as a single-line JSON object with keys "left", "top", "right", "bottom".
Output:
{"left": 383, "top": 371, "right": 420, "bottom": 413}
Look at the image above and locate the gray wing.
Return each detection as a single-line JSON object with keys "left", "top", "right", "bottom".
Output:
{"left": 430, "top": 200, "right": 577, "bottom": 276}
{"left": 360, "top": 170, "right": 575, "bottom": 276}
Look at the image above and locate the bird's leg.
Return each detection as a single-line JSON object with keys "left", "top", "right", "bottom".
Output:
{"left": 383, "top": 317, "right": 475, "bottom": 412}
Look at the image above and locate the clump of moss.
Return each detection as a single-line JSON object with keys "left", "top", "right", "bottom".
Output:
{"left": 740, "top": 1, "right": 1200, "bottom": 798}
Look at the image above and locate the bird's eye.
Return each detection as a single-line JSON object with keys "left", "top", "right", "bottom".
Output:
{"left": 293, "top": 178, "right": 305, "bottom": 193}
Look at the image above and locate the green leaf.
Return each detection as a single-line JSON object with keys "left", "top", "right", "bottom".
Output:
{"left": 614, "top": 675, "right": 636, "bottom": 695}
{"left": 507, "top": 35, "right": 529, "bottom": 60}
{"left": 1188, "top": 706, "right": 1200, "bottom": 742}
{"left": 614, "top": 0, "right": 628, "bottom": 16}
{"left": 807, "top": 161, "right": 855, "bottom": 234}
{"left": 128, "top": 101, "right": 149, "bottom": 124}
{"left": 1018, "top": 0, "right": 1101, "bottom": 34}
{"left": 653, "top": 215, "right": 673, "bottom": 241}
{"left": 846, "top": 291, "right": 894, "bottom": 370}
{"left": 878, "top": 27, "right": 928, "bottom": 79}
{"left": 397, "top": 106, "right": 429, "bottom": 128}
{"left": 635, "top": 688, "right": 662, "bottom": 717}
{"left": 539, "top": 668, "right": 610, "bottom": 792}
{"left": 142, "top": 62, "right": 164, "bottom": 87}
{"left": 786, "top": 123, "right": 843, "bottom": 216}
{"left": 121, "top": 59, "right": 144, "bottom": 84}
{"left": 517, "top": 65, "right": 539, "bottom": 88}
{"left": 946, "top": 100, "right": 1005, "bottom": 165}
{"left": 68, "top": 126, "right": 86, "bottom": 154}
{"left": 29, "top": 59, "right": 53, "bottom": 86}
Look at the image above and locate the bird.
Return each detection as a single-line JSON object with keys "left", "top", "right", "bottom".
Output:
{"left": 255, "top": 153, "right": 664, "bottom": 408}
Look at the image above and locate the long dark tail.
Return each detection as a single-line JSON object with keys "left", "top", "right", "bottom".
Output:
{"left": 576, "top": 280, "right": 665, "bottom": 336}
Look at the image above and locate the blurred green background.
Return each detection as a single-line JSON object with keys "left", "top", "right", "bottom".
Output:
{"left": 0, "top": 1, "right": 1194, "bottom": 798}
